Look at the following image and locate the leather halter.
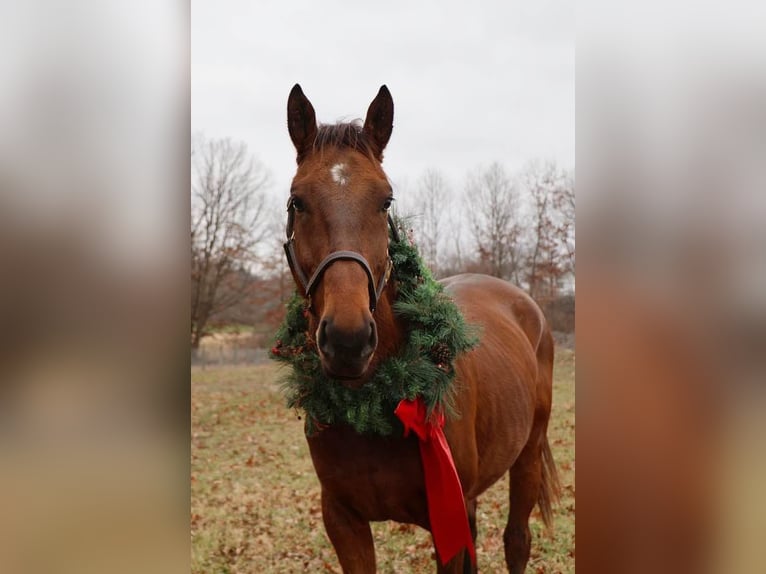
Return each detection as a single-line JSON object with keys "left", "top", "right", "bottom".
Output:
{"left": 283, "top": 201, "right": 399, "bottom": 313}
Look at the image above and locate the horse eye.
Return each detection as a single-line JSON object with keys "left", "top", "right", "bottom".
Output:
{"left": 291, "top": 196, "right": 305, "bottom": 212}
{"left": 382, "top": 197, "right": 394, "bottom": 212}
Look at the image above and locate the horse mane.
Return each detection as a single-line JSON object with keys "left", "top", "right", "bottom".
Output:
{"left": 313, "top": 122, "right": 377, "bottom": 160}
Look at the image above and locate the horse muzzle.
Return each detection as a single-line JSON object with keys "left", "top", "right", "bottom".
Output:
{"left": 317, "top": 316, "right": 378, "bottom": 383}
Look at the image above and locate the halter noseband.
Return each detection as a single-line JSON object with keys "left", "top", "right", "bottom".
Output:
{"left": 283, "top": 201, "right": 400, "bottom": 313}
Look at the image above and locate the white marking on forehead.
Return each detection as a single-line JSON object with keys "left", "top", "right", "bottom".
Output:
{"left": 330, "top": 163, "right": 348, "bottom": 186}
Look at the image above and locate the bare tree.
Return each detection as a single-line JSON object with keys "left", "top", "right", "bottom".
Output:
{"left": 191, "top": 135, "right": 270, "bottom": 348}
{"left": 555, "top": 169, "right": 575, "bottom": 276}
{"left": 465, "top": 162, "right": 524, "bottom": 281}
{"left": 522, "top": 160, "right": 572, "bottom": 300}
{"left": 439, "top": 207, "right": 467, "bottom": 277}
{"left": 248, "top": 212, "right": 294, "bottom": 329}
{"left": 411, "top": 168, "right": 450, "bottom": 274}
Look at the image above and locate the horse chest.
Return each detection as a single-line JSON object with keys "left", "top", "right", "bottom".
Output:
{"left": 306, "top": 427, "right": 429, "bottom": 526}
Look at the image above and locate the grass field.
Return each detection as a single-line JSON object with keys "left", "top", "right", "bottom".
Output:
{"left": 191, "top": 349, "right": 575, "bottom": 573}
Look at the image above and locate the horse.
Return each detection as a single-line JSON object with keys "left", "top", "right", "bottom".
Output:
{"left": 282, "top": 84, "right": 559, "bottom": 573}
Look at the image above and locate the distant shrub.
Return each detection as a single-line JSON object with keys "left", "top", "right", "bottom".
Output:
{"left": 539, "top": 294, "right": 575, "bottom": 333}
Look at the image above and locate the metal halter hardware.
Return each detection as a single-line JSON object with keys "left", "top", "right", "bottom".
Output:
{"left": 283, "top": 201, "right": 399, "bottom": 313}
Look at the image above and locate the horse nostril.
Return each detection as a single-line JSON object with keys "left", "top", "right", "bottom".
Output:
{"left": 368, "top": 321, "right": 378, "bottom": 351}
{"left": 318, "top": 319, "right": 333, "bottom": 358}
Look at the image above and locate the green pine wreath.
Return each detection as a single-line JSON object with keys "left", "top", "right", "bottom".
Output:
{"left": 270, "top": 218, "right": 478, "bottom": 436}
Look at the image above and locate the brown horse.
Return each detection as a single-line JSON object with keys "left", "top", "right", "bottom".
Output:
{"left": 284, "top": 84, "right": 559, "bottom": 573}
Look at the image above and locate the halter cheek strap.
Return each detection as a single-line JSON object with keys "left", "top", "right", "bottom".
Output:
{"left": 283, "top": 207, "right": 398, "bottom": 313}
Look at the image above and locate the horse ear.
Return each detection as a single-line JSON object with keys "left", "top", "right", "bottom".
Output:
{"left": 287, "top": 84, "right": 317, "bottom": 162}
{"left": 363, "top": 85, "right": 394, "bottom": 160}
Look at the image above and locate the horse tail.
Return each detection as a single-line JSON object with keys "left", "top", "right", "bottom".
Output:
{"left": 536, "top": 325, "right": 560, "bottom": 530}
{"left": 538, "top": 434, "right": 561, "bottom": 530}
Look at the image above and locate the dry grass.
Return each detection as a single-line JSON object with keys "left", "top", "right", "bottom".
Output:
{"left": 191, "top": 349, "right": 575, "bottom": 573}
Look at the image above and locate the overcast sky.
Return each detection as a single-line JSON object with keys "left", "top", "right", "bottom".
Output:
{"left": 192, "top": 0, "right": 574, "bottom": 201}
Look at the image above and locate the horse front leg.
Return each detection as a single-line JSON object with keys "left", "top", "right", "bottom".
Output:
{"left": 321, "top": 490, "right": 376, "bottom": 573}
{"left": 435, "top": 498, "right": 478, "bottom": 574}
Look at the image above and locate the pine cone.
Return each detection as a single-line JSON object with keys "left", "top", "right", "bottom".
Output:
{"left": 430, "top": 342, "right": 452, "bottom": 365}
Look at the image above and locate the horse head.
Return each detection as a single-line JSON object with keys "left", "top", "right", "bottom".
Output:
{"left": 284, "top": 84, "right": 395, "bottom": 383}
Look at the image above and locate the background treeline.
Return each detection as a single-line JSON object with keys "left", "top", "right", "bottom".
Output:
{"left": 191, "top": 135, "right": 575, "bottom": 351}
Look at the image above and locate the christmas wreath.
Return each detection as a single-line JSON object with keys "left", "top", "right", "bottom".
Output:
{"left": 270, "top": 219, "right": 478, "bottom": 436}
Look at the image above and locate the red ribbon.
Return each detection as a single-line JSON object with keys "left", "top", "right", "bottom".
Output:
{"left": 395, "top": 397, "right": 476, "bottom": 566}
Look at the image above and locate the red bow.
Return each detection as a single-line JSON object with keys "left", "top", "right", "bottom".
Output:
{"left": 395, "top": 398, "right": 476, "bottom": 566}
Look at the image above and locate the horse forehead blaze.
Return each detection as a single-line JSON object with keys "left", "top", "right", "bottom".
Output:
{"left": 330, "top": 163, "right": 348, "bottom": 186}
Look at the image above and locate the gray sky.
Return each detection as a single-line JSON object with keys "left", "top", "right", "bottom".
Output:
{"left": 192, "top": 0, "right": 574, "bottom": 200}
